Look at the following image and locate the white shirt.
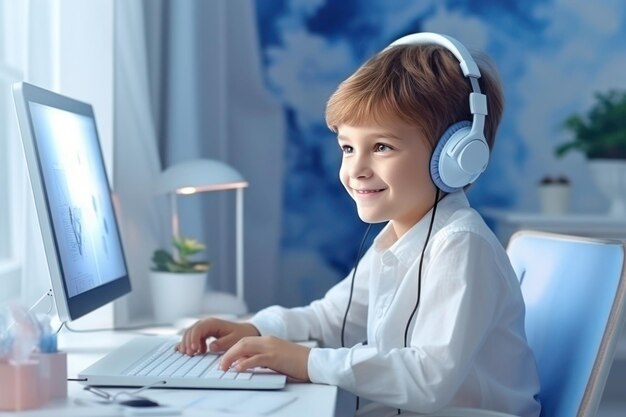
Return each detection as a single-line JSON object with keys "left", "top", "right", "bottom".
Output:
{"left": 249, "top": 191, "right": 541, "bottom": 416}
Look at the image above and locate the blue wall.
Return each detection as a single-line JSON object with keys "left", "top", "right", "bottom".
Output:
{"left": 254, "top": 0, "right": 626, "bottom": 306}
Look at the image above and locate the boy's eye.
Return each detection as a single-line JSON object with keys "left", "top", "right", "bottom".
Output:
{"left": 341, "top": 145, "right": 354, "bottom": 154}
{"left": 375, "top": 143, "right": 391, "bottom": 152}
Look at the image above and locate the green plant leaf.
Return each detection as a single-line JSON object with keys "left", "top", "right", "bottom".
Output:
{"left": 152, "top": 236, "right": 209, "bottom": 273}
{"left": 555, "top": 89, "right": 626, "bottom": 159}
{"left": 151, "top": 249, "right": 174, "bottom": 272}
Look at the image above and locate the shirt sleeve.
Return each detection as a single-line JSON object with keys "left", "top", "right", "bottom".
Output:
{"left": 307, "top": 231, "right": 506, "bottom": 414}
{"left": 248, "top": 246, "right": 374, "bottom": 348}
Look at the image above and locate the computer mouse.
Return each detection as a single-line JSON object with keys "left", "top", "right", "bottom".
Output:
{"left": 119, "top": 398, "right": 161, "bottom": 407}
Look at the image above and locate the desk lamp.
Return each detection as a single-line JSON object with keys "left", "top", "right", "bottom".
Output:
{"left": 155, "top": 159, "right": 249, "bottom": 314}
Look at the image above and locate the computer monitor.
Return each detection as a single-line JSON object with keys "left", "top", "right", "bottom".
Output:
{"left": 12, "top": 82, "right": 131, "bottom": 322}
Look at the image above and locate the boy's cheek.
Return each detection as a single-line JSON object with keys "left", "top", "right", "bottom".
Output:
{"left": 338, "top": 171, "right": 349, "bottom": 190}
{"left": 340, "top": 180, "right": 353, "bottom": 197}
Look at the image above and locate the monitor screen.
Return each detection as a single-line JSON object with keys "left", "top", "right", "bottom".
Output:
{"left": 12, "top": 82, "right": 131, "bottom": 321}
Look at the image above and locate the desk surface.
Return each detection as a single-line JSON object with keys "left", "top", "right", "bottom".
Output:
{"left": 5, "top": 328, "right": 338, "bottom": 417}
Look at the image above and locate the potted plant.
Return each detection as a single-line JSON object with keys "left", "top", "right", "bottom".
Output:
{"left": 555, "top": 89, "right": 626, "bottom": 215}
{"left": 538, "top": 175, "right": 570, "bottom": 215}
{"left": 152, "top": 237, "right": 210, "bottom": 273}
{"left": 150, "top": 237, "right": 211, "bottom": 324}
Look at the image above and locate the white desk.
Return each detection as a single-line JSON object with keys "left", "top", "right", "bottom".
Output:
{"left": 3, "top": 329, "right": 338, "bottom": 417}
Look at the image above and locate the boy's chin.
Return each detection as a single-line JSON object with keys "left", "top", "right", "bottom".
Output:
{"left": 356, "top": 211, "right": 388, "bottom": 224}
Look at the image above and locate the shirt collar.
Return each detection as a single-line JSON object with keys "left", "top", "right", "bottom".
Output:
{"left": 373, "top": 191, "right": 471, "bottom": 267}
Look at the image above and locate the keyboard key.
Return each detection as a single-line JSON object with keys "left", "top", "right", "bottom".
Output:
{"left": 204, "top": 369, "right": 225, "bottom": 379}
{"left": 123, "top": 342, "right": 172, "bottom": 376}
{"left": 158, "top": 353, "right": 191, "bottom": 376}
{"left": 137, "top": 349, "right": 177, "bottom": 376}
{"left": 148, "top": 351, "right": 184, "bottom": 376}
{"left": 183, "top": 354, "right": 219, "bottom": 378}
{"left": 222, "top": 370, "right": 237, "bottom": 379}
{"left": 172, "top": 355, "right": 203, "bottom": 377}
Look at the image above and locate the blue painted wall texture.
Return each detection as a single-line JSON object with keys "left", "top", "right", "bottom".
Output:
{"left": 254, "top": 0, "right": 626, "bottom": 306}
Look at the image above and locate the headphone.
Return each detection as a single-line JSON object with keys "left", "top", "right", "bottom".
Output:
{"left": 386, "top": 32, "right": 490, "bottom": 193}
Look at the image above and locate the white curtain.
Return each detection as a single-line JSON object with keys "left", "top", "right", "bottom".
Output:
{"left": 19, "top": 0, "right": 62, "bottom": 309}
{"left": 112, "top": 0, "right": 166, "bottom": 324}
{"left": 143, "top": 0, "right": 285, "bottom": 313}
{"left": 220, "top": 0, "right": 286, "bottom": 312}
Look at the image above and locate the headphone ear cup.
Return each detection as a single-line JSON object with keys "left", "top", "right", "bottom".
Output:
{"left": 430, "top": 121, "right": 472, "bottom": 193}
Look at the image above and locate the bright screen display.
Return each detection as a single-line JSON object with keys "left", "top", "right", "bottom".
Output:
{"left": 28, "top": 102, "right": 127, "bottom": 298}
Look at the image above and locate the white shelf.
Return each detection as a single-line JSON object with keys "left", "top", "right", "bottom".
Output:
{"left": 481, "top": 208, "right": 626, "bottom": 243}
{"left": 482, "top": 208, "right": 626, "bottom": 230}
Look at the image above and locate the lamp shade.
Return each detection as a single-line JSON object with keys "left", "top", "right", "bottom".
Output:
{"left": 155, "top": 159, "right": 248, "bottom": 195}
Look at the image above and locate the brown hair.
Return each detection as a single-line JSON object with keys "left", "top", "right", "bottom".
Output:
{"left": 325, "top": 43, "right": 504, "bottom": 150}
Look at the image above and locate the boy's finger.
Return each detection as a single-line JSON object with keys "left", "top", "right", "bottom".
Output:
{"left": 210, "top": 333, "right": 238, "bottom": 352}
{"left": 188, "top": 323, "right": 205, "bottom": 347}
{"left": 233, "top": 356, "right": 263, "bottom": 373}
{"left": 178, "top": 330, "right": 192, "bottom": 352}
{"left": 219, "top": 338, "right": 260, "bottom": 370}
{"left": 188, "top": 322, "right": 216, "bottom": 349}
{"left": 196, "top": 337, "right": 208, "bottom": 354}
{"left": 218, "top": 346, "right": 241, "bottom": 370}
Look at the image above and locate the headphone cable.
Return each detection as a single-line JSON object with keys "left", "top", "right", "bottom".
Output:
{"left": 341, "top": 223, "right": 372, "bottom": 348}
{"left": 404, "top": 188, "right": 440, "bottom": 348}
{"left": 340, "top": 223, "right": 372, "bottom": 413}
{"left": 396, "top": 188, "right": 441, "bottom": 416}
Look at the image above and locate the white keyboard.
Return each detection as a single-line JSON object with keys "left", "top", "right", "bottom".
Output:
{"left": 123, "top": 341, "right": 252, "bottom": 380}
{"left": 79, "top": 336, "right": 287, "bottom": 389}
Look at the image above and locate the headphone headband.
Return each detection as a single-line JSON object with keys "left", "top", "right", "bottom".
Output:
{"left": 387, "top": 32, "right": 481, "bottom": 79}
{"left": 385, "top": 32, "right": 490, "bottom": 192}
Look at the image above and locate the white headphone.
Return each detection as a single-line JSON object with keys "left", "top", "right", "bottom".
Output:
{"left": 386, "top": 32, "right": 489, "bottom": 193}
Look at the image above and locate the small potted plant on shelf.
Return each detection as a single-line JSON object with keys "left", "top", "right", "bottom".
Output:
{"left": 555, "top": 89, "right": 626, "bottom": 215}
{"left": 150, "top": 237, "right": 211, "bottom": 324}
{"left": 538, "top": 175, "right": 570, "bottom": 215}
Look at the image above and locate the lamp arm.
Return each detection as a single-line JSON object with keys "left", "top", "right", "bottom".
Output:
{"left": 170, "top": 193, "right": 181, "bottom": 262}
{"left": 236, "top": 188, "right": 244, "bottom": 302}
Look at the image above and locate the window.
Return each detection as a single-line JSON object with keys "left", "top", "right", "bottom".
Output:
{"left": 0, "top": 0, "right": 26, "bottom": 301}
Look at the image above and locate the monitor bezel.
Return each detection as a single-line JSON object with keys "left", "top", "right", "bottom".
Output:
{"left": 12, "top": 82, "right": 131, "bottom": 322}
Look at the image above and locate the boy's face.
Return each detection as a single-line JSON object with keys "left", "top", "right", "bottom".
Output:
{"left": 337, "top": 120, "right": 438, "bottom": 238}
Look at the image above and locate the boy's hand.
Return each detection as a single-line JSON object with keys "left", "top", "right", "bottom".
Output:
{"left": 219, "top": 336, "right": 311, "bottom": 382}
{"left": 176, "top": 317, "right": 260, "bottom": 356}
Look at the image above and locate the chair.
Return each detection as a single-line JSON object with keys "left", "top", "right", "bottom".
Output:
{"left": 397, "top": 231, "right": 626, "bottom": 417}
{"left": 506, "top": 231, "right": 626, "bottom": 417}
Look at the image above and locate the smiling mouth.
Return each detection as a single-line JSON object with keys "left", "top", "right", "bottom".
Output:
{"left": 354, "top": 188, "right": 386, "bottom": 194}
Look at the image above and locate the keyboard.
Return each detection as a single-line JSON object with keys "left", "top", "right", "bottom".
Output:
{"left": 123, "top": 340, "right": 253, "bottom": 380}
{"left": 78, "top": 335, "right": 287, "bottom": 389}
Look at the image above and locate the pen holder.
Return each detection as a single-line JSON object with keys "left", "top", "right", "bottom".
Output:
{"left": 0, "top": 359, "right": 43, "bottom": 411}
{"left": 35, "top": 351, "right": 68, "bottom": 401}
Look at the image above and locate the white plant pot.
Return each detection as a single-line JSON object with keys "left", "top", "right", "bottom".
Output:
{"left": 588, "top": 159, "right": 626, "bottom": 216}
{"left": 150, "top": 271, "right": 207, "bottom": 324}
{"left": 538, "top": 184, "right": 570, "bottom": 215}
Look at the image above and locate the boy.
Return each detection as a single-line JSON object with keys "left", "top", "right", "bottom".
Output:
{"left": 177, "top": 32, "right": 541, "bottom": 416}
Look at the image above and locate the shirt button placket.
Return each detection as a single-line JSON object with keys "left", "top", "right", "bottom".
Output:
{"left": 376, "top": 251, "right": 396, "bottom": 322}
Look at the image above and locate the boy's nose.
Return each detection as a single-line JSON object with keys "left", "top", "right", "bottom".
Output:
{"left": 347, "top": 156, "right": 373, "bottom": 179}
